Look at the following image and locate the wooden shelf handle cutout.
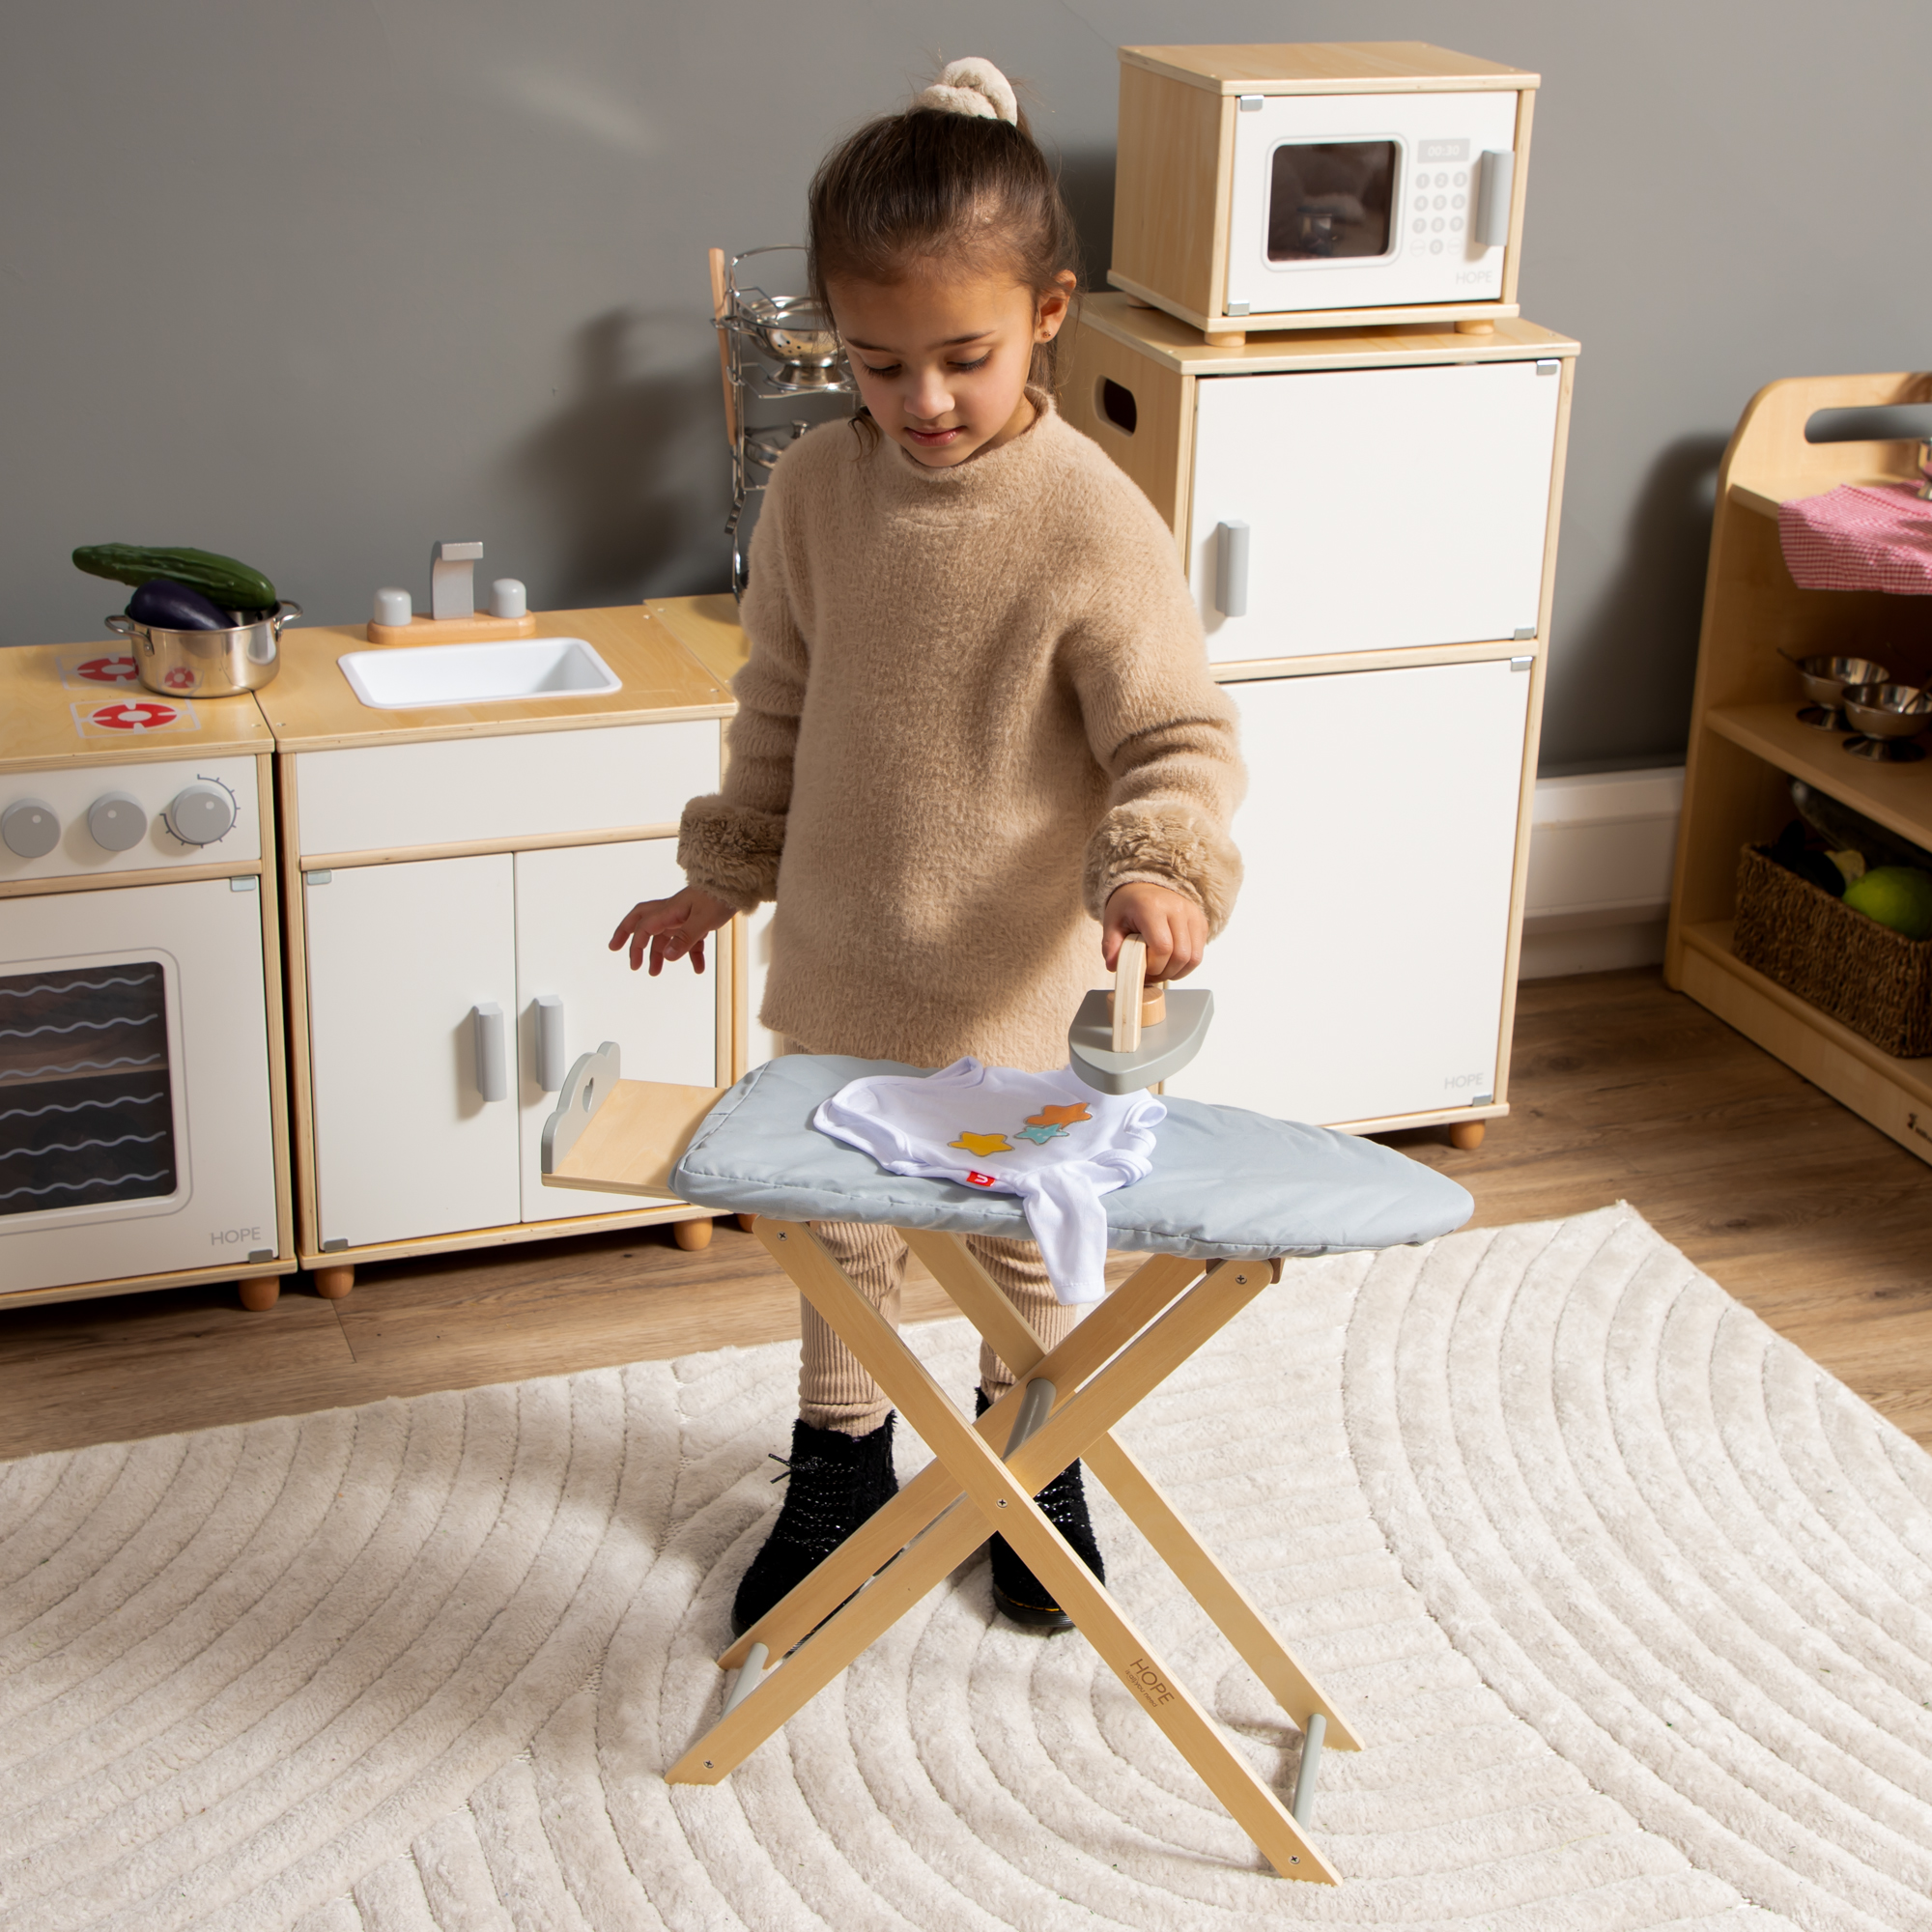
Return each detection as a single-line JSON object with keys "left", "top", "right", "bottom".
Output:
{"left": 540, "top": 1041, "right": 725, "bottom": 1202}
{"left": 1068, "top": 933, "right": 1213, "bottom": 1094}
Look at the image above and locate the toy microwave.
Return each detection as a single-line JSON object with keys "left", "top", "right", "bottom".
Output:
{"left": 1108, "top": 43, "right": 1538, "bottom": 341}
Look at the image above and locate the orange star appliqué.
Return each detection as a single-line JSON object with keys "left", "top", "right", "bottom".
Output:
{"left": 950, "top": 1130, "right": 1012, "bottom": 1157}
{"left": 1025, "top": 1103, "right": 1092, "bottom": 1128}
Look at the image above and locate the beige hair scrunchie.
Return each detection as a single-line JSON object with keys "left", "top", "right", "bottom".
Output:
{"left": 917, "top": 57, "right": 1018, "bottom": 126}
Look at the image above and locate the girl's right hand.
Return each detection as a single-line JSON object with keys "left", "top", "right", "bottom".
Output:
{"left": 610, "top": 888, "right": 737, "bottom": 976}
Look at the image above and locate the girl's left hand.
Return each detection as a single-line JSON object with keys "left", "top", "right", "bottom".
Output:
{"left": 1102, "top": 882, "right": 1208, "bottom": 981}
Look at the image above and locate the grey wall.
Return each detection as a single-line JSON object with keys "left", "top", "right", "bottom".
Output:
{"left": 5, "top": 0, "right": 1928, "bottom": 769}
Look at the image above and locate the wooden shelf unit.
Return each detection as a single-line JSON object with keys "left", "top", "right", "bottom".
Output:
{"left": 1665, "top": 371, "right": 1932, "bottom": 1165}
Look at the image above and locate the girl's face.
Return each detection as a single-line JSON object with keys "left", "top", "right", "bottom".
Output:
{"left": 828, "top": 265, "right": 1075, "bottom": 468}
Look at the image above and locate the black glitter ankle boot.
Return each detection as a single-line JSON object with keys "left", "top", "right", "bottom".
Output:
{"left": 976, "top": 1388, "right": 1104, "bottom": 1632}
{"left": 731, "top": 1414, "right": 898, "bottom": 1638}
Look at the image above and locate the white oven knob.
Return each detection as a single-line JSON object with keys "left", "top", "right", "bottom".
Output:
{"left": 87, "top": 792, "right": 149, "bottom": 852}
{"left": 1, "top": 798, "right": 60, "bottom": 859}
{"left": 169, "top": 782, "right": 236, "bottom": 846}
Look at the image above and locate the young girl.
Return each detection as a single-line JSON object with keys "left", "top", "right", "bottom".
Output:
{"left": 611, "top": 58, "right": 1243, "bottom": 1634}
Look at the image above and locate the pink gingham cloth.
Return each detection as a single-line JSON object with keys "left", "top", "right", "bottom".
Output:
{"left": 1778, "top": 483, "right": 1932, "bottom": 595}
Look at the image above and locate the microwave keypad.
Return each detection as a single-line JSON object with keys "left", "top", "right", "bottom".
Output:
{"left": 1409, "top": 168, "right": 1470, "bottom": 252}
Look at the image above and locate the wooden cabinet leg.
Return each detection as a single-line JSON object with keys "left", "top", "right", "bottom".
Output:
{"left": 1447, "top": 1121, "right": 1487, "bottom": 1151}
{"left": 673, "top": 1217, "right": 716, "bottom": 1252}
{"left": 737, "top": 1212, "right": 757, "bottom": 1233}
{"left": 237, "top": 1275, "right": 281, "bottom": 1312}
{"left": 312, "top": 1264, "right": 355, "bottom": 1299}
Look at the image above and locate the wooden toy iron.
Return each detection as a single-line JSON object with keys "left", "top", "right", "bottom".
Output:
{"left": 1067, "top": 935, "right": 1213, "bottom": 1093}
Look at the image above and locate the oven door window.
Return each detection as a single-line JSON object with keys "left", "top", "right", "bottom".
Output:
{"left": 0, "top": 959, "right": 179, "bottom": 1218}
{"left": 1266, "top": 141, "right": 1397, "bottom": 262}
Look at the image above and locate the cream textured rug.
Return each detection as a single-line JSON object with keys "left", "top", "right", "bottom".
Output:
{"left": 4, "top": 1206, "right": 1931, "bottom": 1930}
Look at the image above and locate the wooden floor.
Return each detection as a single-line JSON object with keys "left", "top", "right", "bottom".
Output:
{"left": 5, "top": 967, "right": 1931, "bottom": 1462}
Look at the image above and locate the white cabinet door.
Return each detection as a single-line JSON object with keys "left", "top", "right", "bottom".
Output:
{"left": 304, "top": 854, "right": 520, "bottom": 1248}
{"left": 1190, "top": 359, "right": 1561, "bottom": 663}
{"left": 514, "top": 839, "right": 719, "bottom": 1221}
{"left": 1166, "top": 660, "right": 1529, "bottom": 1125}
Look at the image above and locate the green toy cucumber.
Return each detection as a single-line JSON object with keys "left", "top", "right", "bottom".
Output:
{"left": 73, "top": 544, "right": 277, "bottom": 612}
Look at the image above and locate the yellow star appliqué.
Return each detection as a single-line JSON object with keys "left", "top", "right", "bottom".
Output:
{"left": 950, "top": 1130, "right": 1011, "bottom": 1157}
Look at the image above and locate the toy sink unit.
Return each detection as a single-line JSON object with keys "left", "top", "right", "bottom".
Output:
{"left": 338, "top": 637, "right": 622, "bottom": 710}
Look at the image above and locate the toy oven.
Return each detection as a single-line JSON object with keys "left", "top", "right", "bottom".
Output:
{"left": 1109, "top": 43, "right": 1537, "bottom": 337}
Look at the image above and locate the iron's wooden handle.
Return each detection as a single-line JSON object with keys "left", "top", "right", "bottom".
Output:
{"left": 709, "top": 246, "right": 738, "bottom": 449}
{"left": 1112, "top": 937, "right": 1147, "bottom": 1053}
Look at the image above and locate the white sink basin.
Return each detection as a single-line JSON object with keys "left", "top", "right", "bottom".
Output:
{"left": 338, "top": 638, "right": 622, "bottom": 709}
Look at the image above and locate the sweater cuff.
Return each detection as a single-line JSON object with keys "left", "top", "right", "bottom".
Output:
{"left": 678, "top": 795, "right": 786, "bottom": 913}
{"left": 1083, "top": 803, "right": 1242, "bottom": 937}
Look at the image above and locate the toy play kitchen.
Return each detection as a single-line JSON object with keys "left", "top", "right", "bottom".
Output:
{"left": 0, "top": 638, "right": 293, "bottom": 1312}
{"left": 259, "top": 557, "right": 740, "bottom": 1300}
{"left": 1108, "top": 42, "right": 1537, "bottom": 342}
{"left": 1063, "top": 40, "right": 1575, "bottom": 1142}
{"left": 4, "top": 527, "right": 750, "bottom": 1310}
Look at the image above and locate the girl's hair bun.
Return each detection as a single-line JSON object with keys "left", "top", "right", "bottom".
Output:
{"left": 916, "top": 58, "right": 1018, "bottom": 127}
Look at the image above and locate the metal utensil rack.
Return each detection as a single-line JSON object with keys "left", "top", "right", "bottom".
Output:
{"left": 711, "top": 245, "right": 857, "bottom": 596}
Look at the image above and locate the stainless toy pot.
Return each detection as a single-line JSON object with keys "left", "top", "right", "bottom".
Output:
{"left": 106, "top": 601, "right": 300, "bottom": 697}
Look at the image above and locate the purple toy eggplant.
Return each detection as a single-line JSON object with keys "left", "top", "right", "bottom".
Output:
{"left": 126, "top": 577, "right": 231, "bottom": 631}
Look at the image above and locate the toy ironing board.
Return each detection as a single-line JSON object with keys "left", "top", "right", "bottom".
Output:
{"left": 540, "top": 946, "right": 1471, "bottom": 1884}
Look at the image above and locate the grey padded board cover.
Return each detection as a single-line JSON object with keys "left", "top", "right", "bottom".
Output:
{"left": 670, "top": 1056, "right": 1472, "bottom": 1262}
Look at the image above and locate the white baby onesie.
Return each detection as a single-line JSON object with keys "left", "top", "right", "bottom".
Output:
{"left": 812, "top": 1058, "right": 1164, "bottom": 1306}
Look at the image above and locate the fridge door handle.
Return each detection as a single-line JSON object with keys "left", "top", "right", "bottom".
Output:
{"left": 1474, "top": 149, "right": 1515, "bottom": 247}
{"left": 534, "top": 993, "right": 567, "bottom": 1094}
{"left": 1214, "top": 519, "right": 1250, "bottom": 618}
{"left": 473, "top": 1002, "right": 508, "bottom": 1102}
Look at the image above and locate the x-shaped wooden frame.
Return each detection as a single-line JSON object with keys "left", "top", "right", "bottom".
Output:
{"left": 666, "top": 1220, "right": 1358, "bottom": 1884}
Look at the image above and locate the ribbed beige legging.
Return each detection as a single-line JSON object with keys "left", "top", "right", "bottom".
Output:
{"left": 783, "top": 1040, "right": 1080, "bottom": 1435}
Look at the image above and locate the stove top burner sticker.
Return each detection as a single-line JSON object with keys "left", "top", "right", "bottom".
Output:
{"left": 71, "top": 697, "right": 201, "bottom": 739}
{"left": 55, "top": 649, "right": 141, "bottom": 690}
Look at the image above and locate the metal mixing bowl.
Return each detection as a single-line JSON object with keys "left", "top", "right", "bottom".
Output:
{"left": 1792, "top": 654, "right": 1891, "bottom": 706}
{"left": 1841, "top": 681, "right": 1932, "bottom": 739}
{"left": 107, "top": 601, "right": 301, "bottom": 697}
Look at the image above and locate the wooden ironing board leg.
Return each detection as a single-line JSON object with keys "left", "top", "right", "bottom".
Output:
{"left": 717, "top": 1247, "right": 1206, "bottom": 1670}
{"left": 907, "top": 1232, "right": 1361, "bottom": 1752}
{"left": 671, "top": 1222, "right": 1340, "bottom": 1884}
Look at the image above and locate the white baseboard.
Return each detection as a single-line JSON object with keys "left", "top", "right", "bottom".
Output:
{"left": 1520, "top": 766, "right": 1683, "bottom": 980}
{"left": 1520, "top": 916, "right": 1668, "bottom": 980}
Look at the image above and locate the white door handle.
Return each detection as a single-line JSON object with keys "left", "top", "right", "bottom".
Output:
{"left": 1215, "top": 520, "right": 1250, "bottom": 617}
{"left": 534, "top": 993, "right": 567, "bottom": 1093}
{"left": 473, "top": 1002, "right": 508, "bottom": 1102}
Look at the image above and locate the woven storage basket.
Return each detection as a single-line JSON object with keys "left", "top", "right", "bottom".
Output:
{"left": 1731, "top": 842, "right": 1932, "bottom": 1057}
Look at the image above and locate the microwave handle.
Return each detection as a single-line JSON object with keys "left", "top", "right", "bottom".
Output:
{"left": 1474, "top": 150, "right": 1515, "bottom": 248}
{"left": 1214, "top": 520, "right": 1250, "bottom": 618}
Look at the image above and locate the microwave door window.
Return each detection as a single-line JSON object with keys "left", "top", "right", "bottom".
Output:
{"left": 1267, "top": 141, "right": 1396, "bottom": 262}
{"left": 0, "top": 960, "right": 178, "bottom": 1218}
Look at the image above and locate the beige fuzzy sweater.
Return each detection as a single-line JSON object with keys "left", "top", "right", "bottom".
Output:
{"left": 677, "top": 397, "right": 1244, "bottom": 1070}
